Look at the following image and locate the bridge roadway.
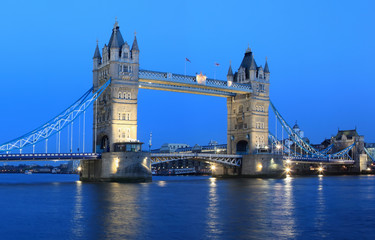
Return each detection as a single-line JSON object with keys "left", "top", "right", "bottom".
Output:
{"left": 0, "top": 152, "right": 354, "bottom": 166}
{"left": 283, "top": 155, "right": 355, "bottom": 165}
{"left": 138, "top": 70, "right": 252, "bottom": 97}
{"left": 150, "top": 153, "right": 242, "bottom": 167}
{"left": 0, "top": 153, "right": 101, "bottom": 161}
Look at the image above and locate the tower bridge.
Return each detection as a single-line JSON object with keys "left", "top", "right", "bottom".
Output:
{"left": 0, "top": 20, "right": 371, "bottom": 181}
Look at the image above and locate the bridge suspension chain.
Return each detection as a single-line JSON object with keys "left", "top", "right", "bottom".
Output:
{"left": 0, "top": 79, "right": 111, "bottom": 153}
{"left": 270, "top": 101, "right": 326, "bottom": 157}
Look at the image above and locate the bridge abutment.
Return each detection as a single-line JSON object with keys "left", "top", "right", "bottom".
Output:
{"left": 240, "top": 154, "right": 284, "bottom": 177}
{"left": 80, "top": 152, "right": 152, "bottom": 182}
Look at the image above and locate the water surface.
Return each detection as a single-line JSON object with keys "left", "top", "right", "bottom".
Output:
{"left": 0, "top": 174, "right": 374, "bottom": 239}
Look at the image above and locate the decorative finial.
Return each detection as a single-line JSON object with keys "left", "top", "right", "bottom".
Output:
{"left": 229, "top": 60, "right": 232, "bottom": 65}
{"left": 114, "top": 17, "right": 118, "bottom": 28}
{"left": 246, "top": 43, "right": 251, "bottom": 53}
{"left": 96, "top": 39, "right": 99, "bottom": 45}
{"left": 265, "top": 56, "right": 268, "bottom": 61}
{"left": 134, "top": 30, "right": 137, "bottom": 36}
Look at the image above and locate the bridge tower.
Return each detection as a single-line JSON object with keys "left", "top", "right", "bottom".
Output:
{"left": 81, "top": 21, "right": 151, "bottom": 182}
{"left": 93, "top": 20, "right": 139, "bottom": 151}
{"left": 227, "top": 47, "right": 270, "bottom": 155}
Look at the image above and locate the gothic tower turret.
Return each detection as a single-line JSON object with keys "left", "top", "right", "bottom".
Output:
{"left": 264, "top": 57, "right": 270, "bottom": 81}
{"left": 227, "top": 61, "right": 233, "bottom": 86}
{"left": 93, "top": 42, "right": 102, "bottom": 88}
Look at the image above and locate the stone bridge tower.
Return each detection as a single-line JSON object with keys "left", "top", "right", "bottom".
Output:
{"left": 92, "top": 20, "right": 139, "bottom": 152}
{"left": 227, "top": 47, "right": 270, "bottom": 155}
{"left": 81, "top": 21, "right": 151, "bottom": 182}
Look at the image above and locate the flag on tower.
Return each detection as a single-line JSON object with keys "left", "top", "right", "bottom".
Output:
{"left": 185, "top": 58, "right": 191, "bottom": 63}
{"left": 215, "top": 62, "right": 220, "bottom": 66}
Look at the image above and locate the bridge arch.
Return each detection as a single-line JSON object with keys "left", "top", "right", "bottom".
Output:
{"left": 236, "top": 140, "right": 248, "bottom": 155}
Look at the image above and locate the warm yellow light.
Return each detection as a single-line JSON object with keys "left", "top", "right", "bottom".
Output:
{"left": 286, "top": 159, "right": 291, "bottom": 164}
{"left": 276, "top": 144, "right": 281, "bottom": 149}
{"left": 211, "top": 165, "right": 216, "bottom": 170}
{"left": 257, "top": 163, "right": 263, "bottom": 171}
{"left": 367, "top": 167, "right": 371, "bottom": 171}
{"left": 318, "top": 167, "right": 323, "bottom": 172}
{"left": 77, "top": 166, "right": 82, "bottom": 172}
{"left": 285, "top": 167, "right": 291, "bottom": 173}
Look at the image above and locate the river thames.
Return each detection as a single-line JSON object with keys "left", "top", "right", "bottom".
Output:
{"left": 0, "top": 174, "right": 375, "bottom": 239}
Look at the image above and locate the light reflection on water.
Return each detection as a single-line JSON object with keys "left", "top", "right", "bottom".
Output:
{"left": 1, "top": 174, "right": 375, "bottom": 239}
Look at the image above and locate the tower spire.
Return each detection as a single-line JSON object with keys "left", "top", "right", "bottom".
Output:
{"left": 93, "top": 41, "right": 101, "bottom": 59}
{"left": 131, "top": 31, "right": 139, "bottom": 51}
{"left": 227, "top": 60, "right": 233, "bottom": 76}
{"left": 264, "top": 56, "right": 270, "bottom": 73}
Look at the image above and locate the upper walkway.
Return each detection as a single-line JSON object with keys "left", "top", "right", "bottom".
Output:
{"left": 139, "top": 70, "right": 252, "bottom": 97}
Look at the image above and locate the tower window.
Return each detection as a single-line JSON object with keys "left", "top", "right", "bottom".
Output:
{"left": 118, "top": 92, "right": 122, "bottom": 98}
{"left": 239, "top": 105, "right": 243, "bottom": 113}
{"left": 127, "top": 128, "right": 130, "bottom": 139}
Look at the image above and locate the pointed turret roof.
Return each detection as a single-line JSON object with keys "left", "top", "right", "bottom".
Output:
{"left": 264, "top": 58, "right": 270, "bottom": 73}
{"left": 108, "top": 21, "right": 124, "bottom": 49}
{"left": 227, "top": 62, "right": 233, "bottom": 76}
{"left": 93, "top": 42, "right": 101, "bottom": 59}
{"left": 239, "top": 48, "right": 257, "bottom": 71}
{"left": 131, "top": 34, "right": 139, "bottom": 51}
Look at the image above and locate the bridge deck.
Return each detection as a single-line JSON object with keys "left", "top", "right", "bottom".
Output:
{"left": 139, "top": 70, "right": 252, "bottom": 97}
{"left": 151, "top": 153, "right": 242, "bottom": 167}
{"left": 284, "top": 156, "right": 354, "bottom": 165}
{"left": 0, "top": 153, "right": 101, "bottom": 161}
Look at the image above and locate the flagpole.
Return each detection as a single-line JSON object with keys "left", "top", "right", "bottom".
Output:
{"left": 214, "top": 64, "right": 216, "bottom": 80}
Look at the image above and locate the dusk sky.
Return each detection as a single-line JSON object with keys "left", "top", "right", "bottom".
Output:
{"left": 0, "top": 0, "right": 374, "bottom": 151}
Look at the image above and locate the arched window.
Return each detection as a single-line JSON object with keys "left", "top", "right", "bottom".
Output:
{"left": 118, "top": 92, "right": 122, "bottom": 98}
{"left": 128, "top": 92, "right": 131, "bottom": 100}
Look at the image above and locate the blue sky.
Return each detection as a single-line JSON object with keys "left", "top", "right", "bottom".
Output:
{"left": 0, "top": 0, "right": 374, "bottom": 152}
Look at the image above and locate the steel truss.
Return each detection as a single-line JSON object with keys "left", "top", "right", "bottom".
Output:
{"left": 151, "top": 153, "right": 242, "bottom": 167}
{"left": 0, "top": 79, "right": 111, "bottom": 153}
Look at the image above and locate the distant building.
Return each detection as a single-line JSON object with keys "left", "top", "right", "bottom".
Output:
{"left": 160, "top": 143, "right": 190, "bottom": 153}
{"left": 283, "top": 121, "right": 307, "bottom": 153}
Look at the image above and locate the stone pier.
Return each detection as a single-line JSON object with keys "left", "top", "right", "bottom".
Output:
{"left": 80, "top": 151, "right": 151, "bottom": 182}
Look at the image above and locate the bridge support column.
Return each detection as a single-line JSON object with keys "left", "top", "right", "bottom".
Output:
{"left": 80, "top": 152, "right": 152, "bottom": 182}
{"left": 241, "top": 154, "right": 284, "bottom": 177}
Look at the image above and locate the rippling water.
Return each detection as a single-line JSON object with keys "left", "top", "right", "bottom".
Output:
{"left": 0, "top": 174, "right": 375, "bottom": 240}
